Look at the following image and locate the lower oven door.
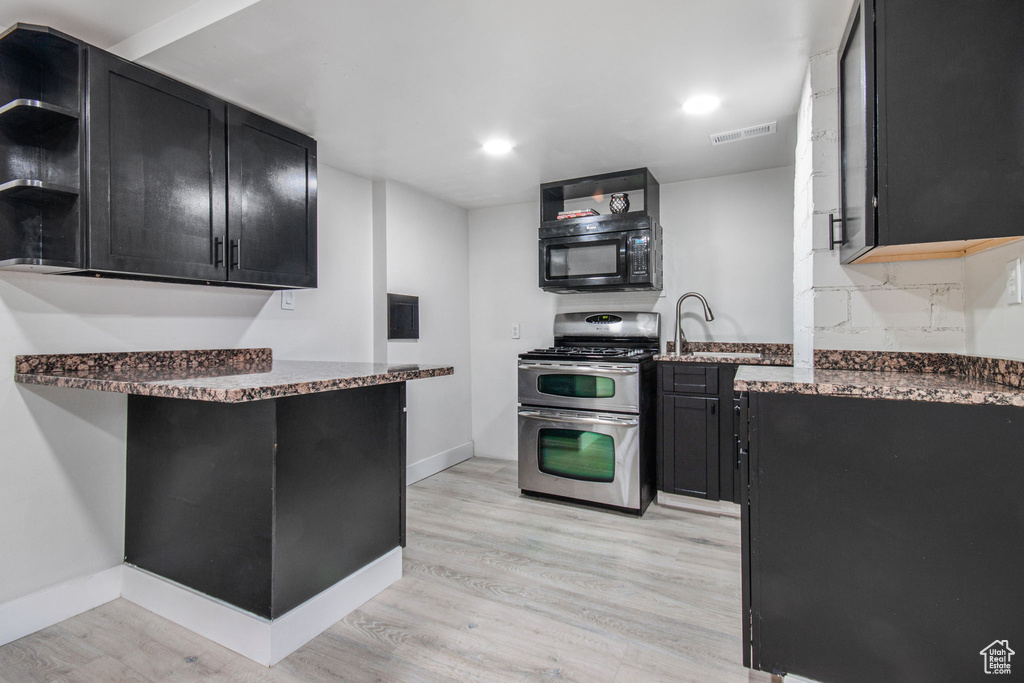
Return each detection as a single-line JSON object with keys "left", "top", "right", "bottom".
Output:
{"left": 518, "top": 407, "right": 640, "bottom": 510}
{"left": 518, "top": 361, "right": 640, "bottom": 413}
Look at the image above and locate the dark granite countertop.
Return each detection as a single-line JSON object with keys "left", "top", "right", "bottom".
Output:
{"left": 654, "top": 341, "right": 793, "bottom": 366}
{"left": 735, "top": 353, "right": 1024, "bottom": 407}
{"left": 14, "top": 348, "right": 453, "bottom": 403}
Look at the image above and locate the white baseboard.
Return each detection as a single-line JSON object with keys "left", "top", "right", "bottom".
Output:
{"left": 122, "top": 548, "right": 403, "bottom": 666}
{"left": 268, "top": 548, "right": 402, "bottom": 665}
{"left": 121, "top": 565, "right": 272, "bottom": 664}
{"left": 0, "top": 565, "right": 122, "bottom": 647}
{"left": 407, "top": 441, "right": 473, "bottom": 485}
{"left": 2, "top": 549, "right": 402, "bottom": 666}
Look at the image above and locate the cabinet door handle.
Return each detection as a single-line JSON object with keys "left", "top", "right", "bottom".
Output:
{"left": 710, "top": 403, "right": 716, "bottom": 416}
{"left": 230, "top": 239, "right": 241, "bottom": 269}
{"left": 828, "top": 213, "right": 844, "bottom": 250}
{"left": 214, "top": 238, "right": 224, "bottom": 267}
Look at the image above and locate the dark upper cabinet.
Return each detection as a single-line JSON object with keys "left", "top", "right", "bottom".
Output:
{"left": 0, "top": 24, "right": 317, "bottom": 289}
{"left": 87, "top": 48, "right": 228, "bottom": 281}
{"left": 836, "top": 0, "right": 1024, "bottom": 264}
{"left": 226, "top": 105, "right": 316, "bottom": 288}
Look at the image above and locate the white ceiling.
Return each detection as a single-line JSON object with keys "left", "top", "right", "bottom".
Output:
{"left": 4, "top": 0, "right": 854, "bottom": 210}
{"left": 0, "top": 0, "right": 202, "bottom": 48}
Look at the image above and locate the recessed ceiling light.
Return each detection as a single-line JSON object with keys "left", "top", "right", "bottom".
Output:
{"left": 482, "top": 139, "right": 514, "bottom": 155}
{"left": 682, "top": 95, "right": 720, "bottom": 115}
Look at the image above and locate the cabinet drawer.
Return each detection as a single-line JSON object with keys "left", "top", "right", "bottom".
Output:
{"left": 660, "top": 363, "right": 719, "bottom": 395}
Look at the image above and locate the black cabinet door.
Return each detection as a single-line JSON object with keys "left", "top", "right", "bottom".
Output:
{"left": 838, "top": 0, "right": 1024, "bottom": 263}
{"left": 659, "top": 394, "right": 719, "bottom": 498}
{"left": 878, "top": 0, "right": 1024, "bottom": 246}
{"left": 226, "top": 105, "right": 316, "bottom": 288}
{"left": 838, "top": 0, "right": 876, "bottom": 264}
{"left": 87, "top": 48, "right": 227, "bottom": 280}
{"left": 747, "top": 393, "right": 1024, "bottom": 682}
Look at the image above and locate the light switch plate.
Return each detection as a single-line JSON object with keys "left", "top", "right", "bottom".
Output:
{"left": 281, "top": 291, "right": 296, "bottom": 310}
{"left": 1007, "top": 259, "right": 1022, "bottom": 305}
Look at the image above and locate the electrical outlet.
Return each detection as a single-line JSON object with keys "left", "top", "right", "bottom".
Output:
{"left": 510, "top": 323, "right": 520, "bottom": 339}
{"left": 1008, "top": 259, "right": 1022, "bottom": 305}
{"left": 281, "top": 291, "right": 296, "bottom": 310}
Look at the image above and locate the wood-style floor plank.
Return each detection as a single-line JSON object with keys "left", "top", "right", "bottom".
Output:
{"left": 0, "top": 456, "right": 771, "bottom": 682}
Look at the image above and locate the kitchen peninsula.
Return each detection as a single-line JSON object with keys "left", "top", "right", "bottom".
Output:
{"left": 14, "top": 348, "right": 453, "bottom": 665}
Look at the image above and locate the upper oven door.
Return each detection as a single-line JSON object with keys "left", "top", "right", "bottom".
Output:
{"left": 538, "top": 232, "right": 628, "bottom": 290}
{"left": 518, "top": 360, "right": 640, "bottom": 413}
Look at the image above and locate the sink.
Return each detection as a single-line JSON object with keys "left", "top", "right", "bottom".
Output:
{"left": 689, "top": 351, "right": 763, "bottom": 359}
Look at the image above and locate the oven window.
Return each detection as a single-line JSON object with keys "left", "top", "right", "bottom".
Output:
{"left": 537, "top": 374, "right": 615, "bottom": 399}
{"left": 548, "top": 242, "right": 618, "bottom": 278}
{"left": 537, "top": 429, "right": 615, "bottom": 483}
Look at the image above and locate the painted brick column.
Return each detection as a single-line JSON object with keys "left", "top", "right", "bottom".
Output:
{"left": 794, "top": 51, "right": 966, "bottom": 357}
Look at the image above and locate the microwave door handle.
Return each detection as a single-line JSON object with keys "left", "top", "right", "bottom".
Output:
{"left": 518, "top": 411, "right": 638, "bottom": 427}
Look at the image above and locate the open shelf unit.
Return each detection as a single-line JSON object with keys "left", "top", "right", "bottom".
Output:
{"left": 539, "top": 167, "right": 660, "bottom": 228}
{"left": 0, "top": 24, "right": 84, "bottom": 271}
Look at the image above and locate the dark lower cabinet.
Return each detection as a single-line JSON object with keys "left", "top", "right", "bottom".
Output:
{"left": 656, "top": 362, "right": 740, "bottom": 503}
{"left": 659, "top": 394, "right": 718, "bottom": 497}
{"left": 88, "top": 48, "right": 228, "bottom": 280}
{"left": 227, "top": 105, "right": 316, "bottom": 288}
{"left": 740, "top": 392, "right": 1024, "bottom": 682}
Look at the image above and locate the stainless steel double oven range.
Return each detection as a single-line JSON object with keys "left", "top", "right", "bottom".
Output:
{"left": 518, "top": 312, "right": 659, "bottom": 516}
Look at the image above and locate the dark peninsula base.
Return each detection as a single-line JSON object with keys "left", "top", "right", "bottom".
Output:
{"left": 125, "top": 383, "right": 406, "bottom": 619}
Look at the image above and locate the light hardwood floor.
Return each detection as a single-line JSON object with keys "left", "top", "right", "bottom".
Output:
{"left": 0, "top": 457, "right": 770, "bottom": 682}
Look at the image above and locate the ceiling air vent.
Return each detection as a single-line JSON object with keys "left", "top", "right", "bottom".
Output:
{"left": 710, "top": 121, "right": 777, "bottom": 146}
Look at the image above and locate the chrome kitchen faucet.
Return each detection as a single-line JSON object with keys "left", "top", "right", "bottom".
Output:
{"left": 672, "top": 292, "right": 714, "bottom": 355}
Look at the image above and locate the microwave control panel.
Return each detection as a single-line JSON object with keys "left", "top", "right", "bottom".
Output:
{"left": 629, "top": 235, "right": 650, "bottom": 278}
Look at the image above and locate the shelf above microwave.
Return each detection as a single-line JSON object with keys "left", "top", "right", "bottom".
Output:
{"left": 540, "top": 167, "right": 659, "bottom": 226}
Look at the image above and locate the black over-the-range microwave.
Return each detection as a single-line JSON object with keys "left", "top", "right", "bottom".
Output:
{"left": 538, "top": 213, "right": 663, "bottom": 293}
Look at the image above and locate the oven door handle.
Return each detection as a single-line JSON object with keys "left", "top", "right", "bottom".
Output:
{"left": 518, "top": 410, "right": 638, "bottom": 427}
{"left": 518, "top": 364, "right": 637, "bottom": 374}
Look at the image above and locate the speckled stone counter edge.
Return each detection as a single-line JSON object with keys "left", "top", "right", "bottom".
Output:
{"left": 813, "top": 349, "right": 1024, "bottom": 390}
{"left": 734, "top": 369, "right": 1024, "bottom": 408}
{"left": 656, "top": 341, "right": 793, "bottom": 365}
{"left": 15, "top": 365, "right": 455, "bottom": 402}
{"left": 13, "top": 349, "right": 454, "bottom": 403}
{"left": 15, "top": 348, "right": 273, "bottom": 374}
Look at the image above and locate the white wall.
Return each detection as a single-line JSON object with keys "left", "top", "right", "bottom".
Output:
{"left": 468, "top": 202, "right": 556, "bottom": 461}
{"left": 0, "top": 164, "right": 374, "bottom": 605}
{"left": 468, "top": 167, "right": 796, "bottom": 460}
{"left": 964, "top": 240, "right": 1024, "bottom": 361}
{"left": 796, "top": 51, "right": 967, "bottom": 356}
{"left": 792, "top": 65, "right": 816, "bottom": 367}
{"left": 379, "top": 180, "right": 473, "bottom": 473}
